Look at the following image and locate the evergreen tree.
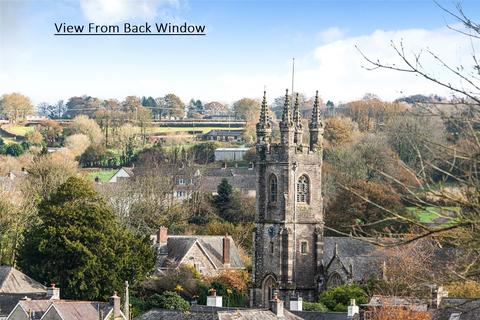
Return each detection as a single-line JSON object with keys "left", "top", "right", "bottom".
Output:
{"left": 18, "top": 177, "right": 155, "bottom": 301}
{"left": 213, "top": 179, "right": 246, "bottom": 222}
{"left": 5, "top": 143, "right": 24, "bottom": 156}
{"left": 214, "top": 178, "right": 233, "bottom": 220}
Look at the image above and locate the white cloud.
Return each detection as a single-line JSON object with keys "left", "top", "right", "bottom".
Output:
{"left": 1, "top": 21, "right": 477, "bottom": 106}
{"left": 212, "top": 25, "right": 478, "bottom": 103}
{"left": 316, "top": 27, "right": 347, "bottom": 43}
{"left": 79, "top": 0, "right": 181, "bottom": 24}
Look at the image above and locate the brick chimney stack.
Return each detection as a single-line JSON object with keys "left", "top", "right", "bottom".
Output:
{"left": 223, "top": 234, "right": 230, "bottom": 267}
{"left": 157, "top": 226, "right": 168, "bottom": 244}
{"left": 110, "top": 292, "right": 121, "bottom": 319}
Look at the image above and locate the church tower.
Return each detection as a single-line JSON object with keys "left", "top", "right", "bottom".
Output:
{"left": 251, "top": 90, "right": 325, "bottom": 307}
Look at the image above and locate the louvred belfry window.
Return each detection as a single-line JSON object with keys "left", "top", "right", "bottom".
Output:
{"left": 297, "top": 175, "right": 310, "bottom": 204}
{"left": 269, "top": 174, "right": 277, "bottom": 203}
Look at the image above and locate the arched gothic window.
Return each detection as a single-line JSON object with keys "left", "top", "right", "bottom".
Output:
{"left": 297, "top": 175, "right": 310, "bottom": 204}
{"left": 328, "top": 272, "right": 344, "bottom": 288}
{"left": 269, "top": 174, "right": 277, "bottom": 203}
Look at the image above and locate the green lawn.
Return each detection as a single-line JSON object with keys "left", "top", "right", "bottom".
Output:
{"left": 147, "top": 126, "right": 242, "bottom": 134}
{"left": 86, "top": 170, "right": 117, "bottom": 182}
{"left": 3, "top": 125, "right": 34, "bottom": 136}
{"left": 406, "top": 206, "right": 461, "bottom": 224}
{"left": 0, "top": 137, "right": 18, "bottom": 145}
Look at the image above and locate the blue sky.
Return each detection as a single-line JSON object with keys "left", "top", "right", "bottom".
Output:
{"left": 1, "top": 0, "right": 479, "bottom": 105}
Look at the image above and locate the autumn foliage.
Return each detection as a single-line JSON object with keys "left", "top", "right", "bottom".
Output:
{"left": 367, "top": 306, "right": 432, "bottom": 320}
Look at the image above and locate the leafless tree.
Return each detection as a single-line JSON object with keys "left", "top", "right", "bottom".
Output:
{"left": 328, "top": 3, "right": 480, "bottom": 286}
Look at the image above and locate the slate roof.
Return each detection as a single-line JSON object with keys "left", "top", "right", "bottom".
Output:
{"left": 15, "top": 300, "right": 52, "bottom": 319}
{"left": 291, "top": 311, "right": 348, "bottom": 320}
{"left": 0, "top": 267, "right": 47, "bottom": 317}
{"left": 134, "top": 307, "right": 303, "bottom": 320}
{"left": 323, "top": 237, "right": 385, "bottom": 281}
{"left": 0, "top": 266, "right": 46, "bottom": 294}
{"left": 365, "top": 295, "right": 428, "bottom": 311}
{"left": 200, "top": 168, "right": 256, "bottom": 192}
{"left": 433, "top": 298, "right": 480, "bottom": 320}
{"left": 155, "top": 235, "right": 244, "bottom": 271}
{"left": 204, "top": 130, "right": 243, "bottom": 137}
{"left": 48, "top": 301, "right": 116, "bottom": 320}
{"left": 120, "top": 167, "right": 134, "bottom": 177}
{"left": 323, "top": 237, "right": 459, "bottom": 283}
{"left": 11, "top": 300, "right": 122, "bottom": 320}
{"left": 196, "top": 236, "right": 243, "bottom": 269}
{"left": 218, "top": 309, "right": 302, "bottom": 320}
{"left": 134, "top": 309, "right": 218, "bottom": 320}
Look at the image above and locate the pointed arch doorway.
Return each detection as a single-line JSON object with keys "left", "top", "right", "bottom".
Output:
{"left": 262, "top": 274, "right": 276, "bottom": 307}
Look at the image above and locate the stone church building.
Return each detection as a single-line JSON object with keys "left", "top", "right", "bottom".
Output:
{"left": 250, "top": 90, "right": 386, "bottom": 307}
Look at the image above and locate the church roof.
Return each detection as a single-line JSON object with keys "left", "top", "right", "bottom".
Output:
{"left": 323, "top": 237, "right": 458, "bottom": 283}
{"left": 433, "top": 298, "right": 480, "bottom": 320}
{"left": 323, "top": 237, "right": 386, "bottom": 281}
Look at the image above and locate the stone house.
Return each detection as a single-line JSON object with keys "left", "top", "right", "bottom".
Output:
{"left": 202, "top": 130, "right": 244, "bottom": 142}
{"left": 199, "top": 166, "right": 256, "bottom": 198}
{"left": 168, "top": 164, "right": 256, "bottom": 200}
{"left": 152, "top": 227, "right": 244, "bottom": 277}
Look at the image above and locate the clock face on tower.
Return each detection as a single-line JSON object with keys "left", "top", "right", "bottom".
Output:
{"left": 268, "top": 226, "right": 275, "bottom": 238}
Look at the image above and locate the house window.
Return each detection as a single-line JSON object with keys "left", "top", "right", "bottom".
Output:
{"left": 176, "top": 191, "right": 186, "bottom": 198}
{"left": 300, "top": 241, "right": 308, "bottom": 254}
{"left": 269, "top": 174, "right": 277, "bottom": 203}
{"left": 178, "top": 178, "right": 185, "bottom": 185}
{"left": 297, "top": 175, "right": 310, "bottom": 204}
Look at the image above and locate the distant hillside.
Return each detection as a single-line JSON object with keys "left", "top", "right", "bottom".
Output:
{"left": 394, "top": 94, "right": 445, "bottom": 104}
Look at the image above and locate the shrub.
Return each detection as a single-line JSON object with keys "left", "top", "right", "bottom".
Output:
{"left": 191, "top": 142, "right": 217, "bottom": 164}
{"left": 303, "top": 301, "right": 328, "bottom": 311}
{"left": 147, "top": 291, "right": 190, "bottom": 311}
{"left": 5, "top": 143, "right": 24, "bottom": 156}
{"left": 445, "top": 280, "right": 480, "bottom": 298}
{"left": 319, "top": 284, "right": 368, "bottom": 312}
{"left": 140, "top": 265, "right": 204, "bottom": 301}
{"left": 130, "top": 295, "right": 148, "bottom": 317}
{"left": 25, "top": 130, "right": 44, "bottom": 145}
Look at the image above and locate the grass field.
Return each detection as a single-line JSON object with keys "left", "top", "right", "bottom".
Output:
{"left": 147, "top": 126, "right": 241, "bottom": 134}
{"left": 86, "top": 170, "right": 117, "bottom": 182}
{"left": 0, "top": 137, "right": 18, "bottom": 145}
{"left": 407, "top": 206, "right": 460, "bottom": 224}
{"left": 3, "top": 125, "right": 35, "bottom": 136}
